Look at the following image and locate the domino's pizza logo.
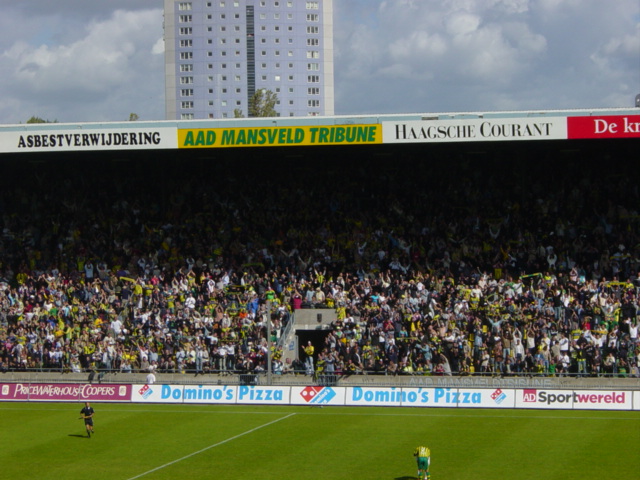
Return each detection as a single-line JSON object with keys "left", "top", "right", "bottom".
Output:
{"left": 300, "top": 386, "right": 336, "bottom": 404}
{"left": 491, "top": 388, "right": 507, "bottom": 404}
{"left": 138, "top": 384, "right": 153, "bottom": 399}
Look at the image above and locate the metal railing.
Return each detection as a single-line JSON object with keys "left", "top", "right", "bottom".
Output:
{"left": 2, "top": 366, "right": 640, "bottom": 390}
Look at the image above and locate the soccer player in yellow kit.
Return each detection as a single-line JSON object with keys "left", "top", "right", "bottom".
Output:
{"left": 413, "top": 445, "right": 431, "bottom": 480}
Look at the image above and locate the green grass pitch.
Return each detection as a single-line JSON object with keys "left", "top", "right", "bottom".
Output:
{"left": 0, "top": 402, "right": 638, "bottom": 480}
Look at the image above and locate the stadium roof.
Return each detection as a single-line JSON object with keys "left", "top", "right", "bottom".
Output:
{"left": 1, "top": 107, "right": 638, "bottom": 156}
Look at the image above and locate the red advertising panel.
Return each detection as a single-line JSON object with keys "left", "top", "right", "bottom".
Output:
{"left": 568, "top": 115, "right": 640, "bottom": 139}
{"left": 0, "top": 383, "right": 131, "bottom": 402}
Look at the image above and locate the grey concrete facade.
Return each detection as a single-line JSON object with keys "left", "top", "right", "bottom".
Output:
{"left": 2, "top": 371, "right": 640, "bottom": 390}
{"left": 164, "top": 0, "right": 334, "bottom": 120}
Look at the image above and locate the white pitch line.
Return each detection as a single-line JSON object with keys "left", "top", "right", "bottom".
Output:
{"left": 0, "top": 406, "right": 638, "bottom": 421}
{"left": 125, "top": 412, "right": 296, "bottom": 480}
{"left": 0, "top": 406, "right": 286, "bottom": 415}
{"left": 287, "top": 409, "right": 640, "bottom": 421}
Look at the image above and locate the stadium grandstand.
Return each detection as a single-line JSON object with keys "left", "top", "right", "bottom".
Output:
{"left": 1, "top": 108, "right": 640, "bottom": 390}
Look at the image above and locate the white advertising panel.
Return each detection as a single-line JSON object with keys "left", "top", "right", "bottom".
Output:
{"left": 132, "top": 384, "right": 239, "bottom": 404}
{"left": 235, "top": 385, "right": 290, "bottom": 405}
{"left": 346, "top": 386, "right": 407, "bottom": 407}
{"left": 382, "top": 118, "right": 567, "bottom": 144}
{"left": 635, "top": 391, "right": 640, "bottom": 411}
{"left": 181, "top": 384, "right": 237, "bottom": 404}
{"left": 397, "top": 387, "right": 514, "bottom": 408}
{"left": 344, "top": 387, "right": 515, "bottom": 408}
{"left": 570, "top": 390, "right": 632, "bottom": 410}
{"left": 0, "top": 127, "right": 178, "bottom": 153}
{"left": 290, "top": 386, "right": 346, "bottom": 406}
{"left": 402, "top": 388, "right": 456, "bottom": 407}
{"left": 132, "top": 384, "right": 186, "bottom": 403}
{"left": 515, "top": 389, "right": 635, "bottom": 410}
{"left": 455, "top": 388, "right": 515, "bottom": 408}
{"left": 515, "top": 389, "right": 575, "bottom": 409}
{"left": 399, "top": 387, "right": 474, "bottom": 408}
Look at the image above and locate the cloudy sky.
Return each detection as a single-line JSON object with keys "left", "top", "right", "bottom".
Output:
{"left": 0, "top": 0, "right": 638, "bottom": 124}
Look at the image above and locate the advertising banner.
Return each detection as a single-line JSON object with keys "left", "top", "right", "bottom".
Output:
{"left": 426, "top": 387, "right": 510, "bottom": 408}
{"left": 132, "top": 384, "right": 181, "bottom": 403}
{"left": 455, "top": 388, "right": 515, "bottom": 408}
{"left": 516, "top": 388, "right": 635, "bottom": 410}
{"left": 400, "top": 387, "right": 483, "bottom": 408}
{"left": 516, "top": 389, "right": 575, "bottom": 409}
{"left": 343, "top": 387, "right": 516, "bottom": 408}
{"left": 132, "top": 384, "right": 237, "bottom": 404}
{"left": 567, "top": 115, "right": 640, "bottom": 139}
{"left": 181, "top": 384, "right": 237, "bottom": 404}
{"left": 0, "top": 127, "right": 178, "bottom": 153}
{"left": 235, "top": 385, "right": 290, "bottom": 405}
{"left": 177, "top": 124, "right": 382, "bottom": 148}
{"left": 345, "top": 386, "right": 409, "bottom": 407}
{"left": 1, "top": 383, "right": 636, "bottom": 411}
{"left": 567, "top": 390, "right": 632, "bottom": 410}
{"left": 382, "top": 118, "right": 567, "bottom": 144}
{"left": 290, "top": 386, "right": 346, "bottom": 406}
{"left": 132, "top": 384, "right": 290, "bottom": 405}
{"left": 0, "top": 383, "right": 131, "bottom": 402}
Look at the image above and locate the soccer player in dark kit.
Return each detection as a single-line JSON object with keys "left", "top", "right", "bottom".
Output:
{"left": 79, "top": 402, "right": 95, "bottom": 438}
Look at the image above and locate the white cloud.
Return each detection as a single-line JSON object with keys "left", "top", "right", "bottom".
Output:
{"left": 338, "top": 24, "right": 380, "bottom": 79}
{"left": 335, "top": 0, "right": 639, "bottom": 114}
{"left": 0, "top": 0, "right": 637, "bottom": 123}
{"left": 0, "top": 8, "right": 163, "bottom": 124}
{"left": 388, "top": 31, "right": 447, "bottom": 61}
{"left": 444, "top": 12, "right": 481, "bottom": 36}
{"left": 152, "top": 38, "right": 165, "bottom": 56}
{"left": 597, "top": 31, "right": 640, "bottom": 61}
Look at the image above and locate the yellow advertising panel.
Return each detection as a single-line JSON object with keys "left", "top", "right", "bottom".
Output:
{"left": 178, "top": 124, "right": 381, "bottom": 148}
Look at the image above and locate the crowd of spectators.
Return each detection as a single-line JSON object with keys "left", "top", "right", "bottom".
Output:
{"left": 1, "top": 147, "right": 639, "bottom": 379}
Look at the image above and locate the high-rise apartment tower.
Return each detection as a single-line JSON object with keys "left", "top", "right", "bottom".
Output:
{"left": 164, "top": 0, "right": 334, "bottom": 119}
